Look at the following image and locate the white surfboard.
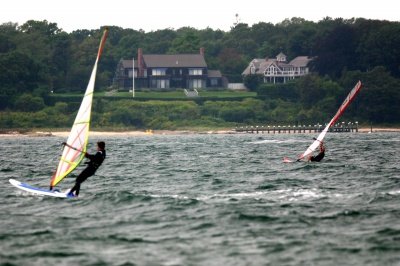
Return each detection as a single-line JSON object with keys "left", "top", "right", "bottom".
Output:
{"left": 9, "top": 179, "right": 75, "bottom": 198}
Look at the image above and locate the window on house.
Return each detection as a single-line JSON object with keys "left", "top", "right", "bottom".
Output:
{"left": 159, "top": 80, "right": 166, "bottom": 88}
{"left": 152, "top": 68, "right": 167, "bottom": 76}
{"left": 189, "top": 69, "right": 203, "bottom": 75}
{"left": 267, "top": 66, "right": 273, "bottom": 75}
{"left": 151, "top": 79, "right": 170, "bottom": 89}
{"left": 210, "top": 78, "right": 218, "bottom": 86}
{"left": 190, "top": 79, "right": 203, "bottom": 88}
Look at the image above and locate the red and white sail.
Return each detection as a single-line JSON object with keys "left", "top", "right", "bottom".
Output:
{"left": 297, "top": 80, "right": 362, "bottom": 161}
{"left": 50, "top": 28, "right": 108, "bottom": 187}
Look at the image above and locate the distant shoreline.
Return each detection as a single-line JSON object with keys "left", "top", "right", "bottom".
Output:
{"left": 357, "top": 127, "right": 400, "bottom": 133}
{"left": 1, "top": 127, "right": 399, "bottom": 137}
{"left": 0, "top": 129, "right": 235, "bottom": 137}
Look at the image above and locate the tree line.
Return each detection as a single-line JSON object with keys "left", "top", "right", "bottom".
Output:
{"left": 0, "top": 17, "right": 399, "bottom": 129}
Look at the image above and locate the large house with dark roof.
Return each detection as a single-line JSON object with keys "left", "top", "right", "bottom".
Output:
{"left": 114, "top": 48, "right": 225, "bottom": 90}
{"left": 242, "top": 52, "right": 313, "bottom": 84}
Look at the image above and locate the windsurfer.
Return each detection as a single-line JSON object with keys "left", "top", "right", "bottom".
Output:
{"left": 67, "top": 141, "right": 106, "bottom": 196}
{"left": 308, "top": 142, "right": 325, "bottom": 162}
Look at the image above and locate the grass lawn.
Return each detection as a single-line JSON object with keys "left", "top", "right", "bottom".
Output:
{"left": 50, "top": 90, "right": 257, "bottom": 99}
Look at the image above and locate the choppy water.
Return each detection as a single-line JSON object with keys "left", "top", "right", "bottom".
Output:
{"left": 1, "top": 132, "right": 400, "bottom": 266}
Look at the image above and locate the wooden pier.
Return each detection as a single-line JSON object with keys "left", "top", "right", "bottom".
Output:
{"left": 234, "top": 122, "right": 359, "bottom": 134}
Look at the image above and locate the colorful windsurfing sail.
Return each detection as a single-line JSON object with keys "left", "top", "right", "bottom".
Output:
{"left": 295, "top": 80, "right": 363, "bottom": 161}
{"left": 50, "top": 28, "right": 108, "bottom": 187}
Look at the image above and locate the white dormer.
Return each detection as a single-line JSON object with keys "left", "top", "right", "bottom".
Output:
{"left": 276, "top": 52, "right": 287, "bottom": 62}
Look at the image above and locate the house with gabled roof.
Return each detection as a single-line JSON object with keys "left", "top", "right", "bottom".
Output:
{"left": 114, "top": 48, "right": 225, "bottom": 90}
{"left": 242, "top": 52, "right": 313, "bottom": 84}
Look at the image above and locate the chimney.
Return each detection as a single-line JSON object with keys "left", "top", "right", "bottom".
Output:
{"left": 138, "top": 48, "right": 144, "bottom": 77}
{"left": 199, "top": 47, "right": 205, "bottom": 56}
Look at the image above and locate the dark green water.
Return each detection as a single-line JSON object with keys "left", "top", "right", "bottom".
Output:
{"left": 1, "top": 132, "right": 400, "bottom": 265}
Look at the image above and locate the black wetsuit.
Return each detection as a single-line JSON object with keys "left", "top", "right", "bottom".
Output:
{"left": 69, "top": 150, "right": 106, "bottom": 196}
{"left": 310, "top": 150, "right": 325, "bottom": 162}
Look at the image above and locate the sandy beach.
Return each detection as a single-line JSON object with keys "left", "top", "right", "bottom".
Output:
{"left": 357, "top": 127, "right": 400, "bottom": 133}
{"left": 0, "top": 129, "right": 236, "bottom": 137}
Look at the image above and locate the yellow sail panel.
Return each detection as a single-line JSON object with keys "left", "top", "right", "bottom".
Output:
{"left": 51, "top": 122, "right": 89, "bottom": 186}
{"left": 50, "top": 29, "right": 108, "bottom": 187}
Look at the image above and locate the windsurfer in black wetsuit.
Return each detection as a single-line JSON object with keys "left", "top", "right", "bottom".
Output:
{"left": 67, "top": 141, "right": 106, "bottom": 196}
{"left": 308, "top": 142, "right": 325, "bottom": 162}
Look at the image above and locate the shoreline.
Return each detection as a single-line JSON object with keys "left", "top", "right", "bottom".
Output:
{"left": 0, "top": 127, "right": 399, "bottom": 137}
{"left": 357, "top": 127, "right": 400, "bottom": 133}
{"left": 0, "top": 129, "right": 236, "bottom": 137}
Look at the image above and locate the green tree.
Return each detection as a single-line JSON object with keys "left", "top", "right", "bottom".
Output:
{"left": 145, "top": 29, "right": 176, "bottom": 54}
{"left": 18, "top": 20, "right": 62, "bottom": 36}
{"left": 110, "top": 107, "right": 144, "bottom": 127}
{"left": 312, "top": 23, "right": 357, "bottom": 78}
{"left": 0, "top": 51, "right": 42, "bottom": 95}
{"left": 168, "top": 29, "right": 200, "bottom": 54}
{"left": 217, "top": 48, "right": 247, "bottom": 82}
{"left": 343, "top": 67, "right": 400, "bottom": 123}
{"left": 14, "top": 93, "right": 45, "bottom": 112}
{"left": 0, "top": 23, "right": 18, "bottom": 53}
{"left": 243, "top": 74, "right": 262, "bottom": 91}
{"left": 295, "top": 75, "right": 325, "bottom": 108}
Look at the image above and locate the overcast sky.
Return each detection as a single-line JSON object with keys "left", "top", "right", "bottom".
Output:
{"left": 1, "top": 0, "right": 398, "bottom": 32}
